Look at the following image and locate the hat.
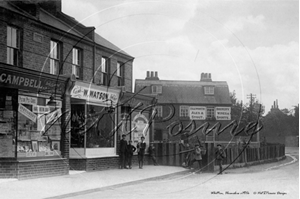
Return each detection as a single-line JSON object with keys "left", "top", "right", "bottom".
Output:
{"left": 122, "top": 134, "right": 126, "bottom": 137}
{"left": 141, "top": 136, "right": 145, "bottom": 139}
{"left": 217, "top": 144, "right": 222, "bottom": 147}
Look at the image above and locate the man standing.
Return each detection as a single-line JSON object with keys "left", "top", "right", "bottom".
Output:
{"left": 189, "top": 144, "right": 202, "bottom": 173}
{"left": 215, "top": 144, "right": 226, "bottom": 174}
{"left": 126, "top": 140, "right": 136, "bottom": 169}
{"left": 137, "top": 136, "right": 146, "bottom": 169}
{"left": 119, "top": 134, "right": 127, "bottom": 169}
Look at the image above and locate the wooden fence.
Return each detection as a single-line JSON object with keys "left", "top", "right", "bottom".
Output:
{"left": 150, "top": 143, "right": 285, "bottom": 171}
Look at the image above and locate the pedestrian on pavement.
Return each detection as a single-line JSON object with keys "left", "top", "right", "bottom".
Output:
{"left": 137, "top": 136, "right": 146, "bottom": 169}
{"left": 188, "top": 144, "right": 202, "bottom": 173}
{"left": 119, "top": 134, "right": 128, "bottom": 169}
{"left": 126, "top": 140, "right": 136, "bottom": 169}
{"left": 215, "top": 144, "right": 226, "bottom": 174}
{"left": 180, "top": 142, "right": 193, "bottom": 168}
{"left": 148, "top": 143, "right": 158, "bottom": 165}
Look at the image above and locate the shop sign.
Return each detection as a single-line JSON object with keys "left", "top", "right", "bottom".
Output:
{"left": 32, "top": 105, "right": 50, "bottom": 114}
{"left": 189, "top": 106, "right": 206, "bottom": 120}
{"left": 18, "top": 95, "right": 37, "bottom": 105}
{"left": 45, "top": 99, "right": 62, "bottom": 108}
{"left": 18, "top": 104, "right": 37, "bottom": 122}
{"left": 46, "top": 109, "right": 62, "bottom": 124}
{"left": 215, "top": 107, "right": 231, "bottom": 120}
{"left": 0, "top": 68, "right": 64, "bottom": 94}
{"left": 71, "top": 83, "right": 119, "bottom": 106}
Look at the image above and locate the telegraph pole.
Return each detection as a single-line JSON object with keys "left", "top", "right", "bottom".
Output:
{"left": 247, "top": 93, "right": 256, "bottom": 121}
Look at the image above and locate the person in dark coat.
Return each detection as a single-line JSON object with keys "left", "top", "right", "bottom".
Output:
{"left": 137, "top": 136, "right": 146, "bottom": 169}
{"left": 148, "top": 143, "right": 158, "bottom": 165}
{"left": 119, "top": 134, "right": 128, "bottom": 169}
{"left": 215, "top": 144, "right": 226, "bottom": 174}
{"left": 126, "top": 140, "right": 136, "bottom": 169}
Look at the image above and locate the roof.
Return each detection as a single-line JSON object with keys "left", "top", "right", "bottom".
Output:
{"left": 135, "top": 79, "right": 231, "bottom": 105}
{"left": 1, "top": 1, "right": 133, "bottom": 58}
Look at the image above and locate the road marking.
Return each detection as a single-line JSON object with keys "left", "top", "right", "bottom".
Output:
{"left": 265, "top": 154, "right": 298, "bottom": 171}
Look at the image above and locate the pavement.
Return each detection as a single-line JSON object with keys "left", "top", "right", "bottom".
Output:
{"left": 0, "top": 147, "right": 298, "bottom": 199}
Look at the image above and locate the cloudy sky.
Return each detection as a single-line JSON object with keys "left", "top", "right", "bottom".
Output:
{"left": 62, "top": 0, "right": 299, "bottom": 114}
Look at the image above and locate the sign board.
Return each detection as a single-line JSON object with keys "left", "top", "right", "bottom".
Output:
{"left": 189, "top": 106, "right": 206, "bottom": 120}
{"left": 33, "top": 105, "right": 50, "bottom": 114}
{"left": 215, "top": 107, "right": 231, "bottom": 120}
{"left": 46, "top": 109, "right": 62, "bottom": 124}
{"left": 18, "top": 95, "right": 37, "bottom": 105}
{"left": 0, "top": 68, "right": 65, "bottom": 94}
{"left": 71, "top": 82, "right": 120, "bottom": 107}
{"left": 18, "top": 104, "right": 37, "bottom": 122}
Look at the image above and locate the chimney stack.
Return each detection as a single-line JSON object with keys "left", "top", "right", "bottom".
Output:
{"left": 145, "top": 71, "right": 159, "bottom": 80}
{"left": 200, "top": 72, "right": 212, "bottom": 82}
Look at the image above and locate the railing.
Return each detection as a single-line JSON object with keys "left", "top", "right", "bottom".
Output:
{"left": 150, "top": 143, "right": 285, "bottom": 170}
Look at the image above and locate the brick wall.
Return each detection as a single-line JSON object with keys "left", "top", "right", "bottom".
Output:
{"left": 69, "top": 155, "right": 150, "bottom": 171}
{"left": 0, "top": 159, "right": 69, "bottom": 180}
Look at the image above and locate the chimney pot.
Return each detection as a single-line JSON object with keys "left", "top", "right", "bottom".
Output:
{"left": 155, "top": 71, "right": 158, "bottom": 77}
{"left": 146, "top": 71, "right": 150, "bottom": 78}
{"left": 151, "top": 71, "right": 154, "bottom": 77}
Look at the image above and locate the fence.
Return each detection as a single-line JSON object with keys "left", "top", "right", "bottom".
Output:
{"left": 150, "top": 143, "right": 285, "bottom": 171}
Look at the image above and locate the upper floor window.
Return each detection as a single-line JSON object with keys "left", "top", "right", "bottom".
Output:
{"left": 155, "top": 106, "right": 163, "bottom": 117}
{"left": 117, "top": 62, "right": 124, "bottom": 86}
{"left": 206, "top": 107, "right": 215, "bottom": 119}
{"left": 72, "top": 48, "right": 82, "bottom": 79}
{"left": 7, "top": 26, "right": 19, "bottom": 66}
{"left": 204, "top": 86, "right": 214, "bottom": 95}
{"left": 180, "top": 106, "right": 189, "bottom": 117}
{"left": 50, "top": 40, "right": 61, "bottom": 75}
{"left": 100, "top": 57, "right": 109, "bottom": 85}
{"left": 152, "top": 85, "right": 162, "bottom": 94}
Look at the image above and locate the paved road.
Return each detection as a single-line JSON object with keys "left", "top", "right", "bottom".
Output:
{"left": 58, "top": 148, "right": 299, "bottom": 199}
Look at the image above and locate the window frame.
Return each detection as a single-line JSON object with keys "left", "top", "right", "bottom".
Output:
{"left": 204, "top": 86, "right": 215, "bottom": 95}
{"left": 180, "top": 106, "right": 189, "bottom": 117}
{"left": 151, "top": 85, "right": 162, "bottom": 94}
{"left": 100, "top": 57, "right": 110, "bottom": 85}
{"left": 117, "top": 62, "right": 125, "bottom": 86}
{"left": 72, "top": 47, "right": 82, "bottom": 79}
{"left": 155, "top": 106, "right": 163, "bottom": 118}
{"left": 50, "top": 40, "right": 61, "bottom": 75}
{"left": 206, "top": 107, "right": 215, "bottom": 119}
{"left": 7, "top": 25, "right": 20, "bottom": 66}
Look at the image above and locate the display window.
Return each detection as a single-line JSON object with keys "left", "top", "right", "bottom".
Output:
{"left": 71, "top": 104, "right": 115, "bottom": 149}
{"left": 0, "top": 89, "right": 17, "bottom": 158}
{"left": 17, "top": 93, "right": 62, "bottom": 158}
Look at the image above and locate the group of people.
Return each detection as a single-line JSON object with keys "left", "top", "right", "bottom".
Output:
{"left": 181, "top": 142, "right": 226, "bottom": 174}
{"left": 119, "top": 135, "right": 149, "bottom": 169}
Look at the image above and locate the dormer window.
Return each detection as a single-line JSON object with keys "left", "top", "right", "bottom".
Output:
{"left": 204, "top": 86, "right": 214, "bottom": 95}
{"left": 152, "top": 85, "right": 162, "bottom": 94}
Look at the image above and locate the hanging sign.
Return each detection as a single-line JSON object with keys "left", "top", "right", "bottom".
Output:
{"left": 18, "top": 104, "right": 37, "bottom": 122}
{"left": 215, "top": 107, "right": 231, "bottom": 120}
{"left": 32, "top": 105, "right": 50, "bottom": 114}
{"left": 189, "top": 106, "right": 206, "bottom": 120}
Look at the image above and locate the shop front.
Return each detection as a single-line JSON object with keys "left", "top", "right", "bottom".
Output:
{"left": 69, "top": 81, "right": 121, "bottom": 171}
{"left": 0, "top": 65, "right": 70, "bottom": 179}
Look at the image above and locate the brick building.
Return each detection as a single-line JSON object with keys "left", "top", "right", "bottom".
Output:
{"left": 0, "top": 0, "right": 135, "bottom": 179}
{"left": 135, "top": 71, "right": 233, "bottom": 146}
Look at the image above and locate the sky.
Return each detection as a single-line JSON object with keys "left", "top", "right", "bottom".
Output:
{"left": 62, "top": 0, "right": 299, "bottom": 114}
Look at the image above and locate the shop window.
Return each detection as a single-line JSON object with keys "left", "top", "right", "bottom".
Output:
{"left": 17, "top": 94, "right": 62, "bottom": 158}
{"left": 100, "top": 57, "right": 110, "bottom": 86}
{"left": 0, "top": 89, "right": 17, "bottom": 158}
{"left": 117, "top": 62, "right": 124, "bottom": 86}
{"left": 7, "top": 26, "right": 20, "bottom": 66}
{"left": 50, "top": 40, "right": 61, "bottom": 75}
{"left": 86, "top": 105, "right": 115, "bottom": 148}
{"left": 72, "top": 47, "right": 82, "bottom": 79}
{"left": 180, "top": 106, "right": 189, "bottom": 117}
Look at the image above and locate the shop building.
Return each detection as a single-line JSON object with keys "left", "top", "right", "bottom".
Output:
{"left": 0, "top": 0, "right": 134, "bottom": 179}
{"left": 135, "top": 71, "right": 233, "bottom": 145}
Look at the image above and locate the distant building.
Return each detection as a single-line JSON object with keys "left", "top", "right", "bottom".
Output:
{"left": 135, "top": 71, "right": 232, "bottom": 145}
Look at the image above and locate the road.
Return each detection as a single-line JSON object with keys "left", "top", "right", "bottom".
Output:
{"left": 57, "top": 148, "right": 299, "bottom": 199}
